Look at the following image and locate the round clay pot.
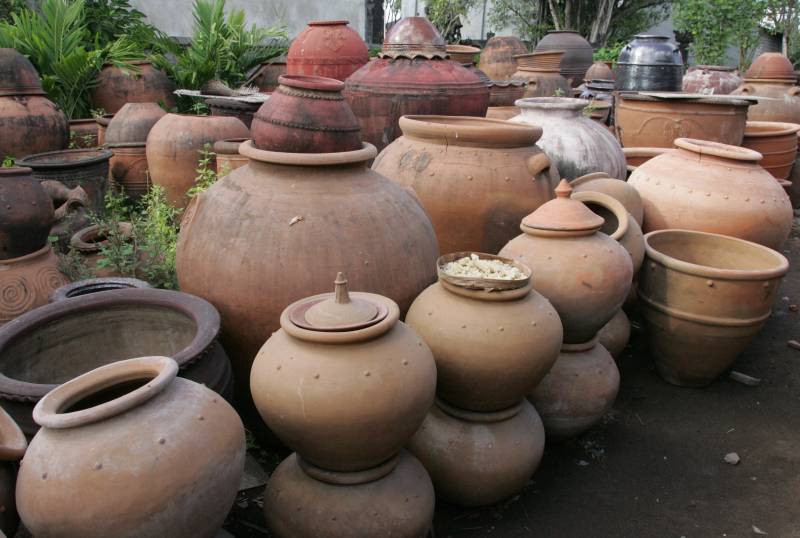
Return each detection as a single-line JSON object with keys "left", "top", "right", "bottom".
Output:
{"left": 585, "top": 61, "right": 615, "bottom": 81}
{"left": 95, "top": 114, "right": 113, "bottom": 146}
{"left": 69, "top": 119, "right": 99, "bottom": 148}
{"left": 512, "top": 52, "right": 571, "bottom": 98}
{"left": 146, "top": 114, "right": 249, "bottom": 208}
{"left": 373, "top": 115, "right": 559, "bottom": 253}
{"left": 638, "top": 229, "right": 789, "bottom": 386}
{"left": 598, "top": 309, "right": 630, "bottom": 359}
{"left": 528, "top": 339, "right": 619, "bottom": 440}
{"left": 0, "top": 96, "right": 68, "bottom": 159}
{"left": 0, "top": 167, "right": 54, "bottom": 260}
{"left": 741, "top": 121, "right": 800, "bottom": 179}
{"left": 0, "top": 288, "right": 234, "bottom": 436}
{"left": 252, "top": 59, "right": 287, "bottom": 93}
{"left": 746, "top": 52, "right": 796, "bottom": 81}
{"left": 0, "top": 245, "right": 67, "bottom": 327}
{"left": 105, "top": 102, "right": 166, "bottom": 144}
{"left": 16, "top": 356, "right": 245, "bottom": 537}
{"left": 264, "top": 450, "right": 434, "bottom": 537}
{"left": 251, "top": 276, "right": 436, "bottom": 471}
{"left": 628, "top": 138, "right": 793, "bottom": 250}
{"left": 479, "top": 36, "right": 528, "bottom": 81}
{"left": 488, "top": 80, "right": 527, "bottom": 106}
{"left": 287, "top": 20, "right": 369, "bottom": 81}
{"left": 570, "top": 171, "right": 644, "bottom": 225}
{"left": 408, "top": 399, "right": 545, "bottom": 507}
{"left": 447, "top": 44, "right": 481, "bottom": 66}
{"left": 511, "top": 97, "right": 626, "bottom": 181}
{"left": 252, "top": 75, "right": 361, "bottom": 153}
{"left": 50, "top": 277, "right": 151, "bottom": 302}
{"left": 0, "top": 406, "right": 25, "bottom": 537}
{"left": 500, "top": 180, "right": 633, "bottom": 344}
{"left": 213, "top": 138, "right": 249, "bottom": 175}
{"left": 731, "top": 79, "right": 800, "bottom": 123}
{"left": 206, "top": 97, "right": 262, "bottom": 129}
{"left": 615, "top": 92, "right": 750, "bottom": 148}
{"left": 622, "top": 146, "right": 667, "bottom": 173}
{"left": 0, "top": 48, "right": 46, "bottom": 97}
{"left": 69, "top": 222, "right": 133, "bottom": 277}
{"left": 789, "top": 137, "right": 800, "bottom": 208}
{"left": 108, "top": 143, "right": 150, "bottom": 201}
{"left": 406, "top": 253, "right": 562, "bottom": 411}
{"left": 615, "top": 35, "right": 683, "bottom": 92}
{"left": 534, "top": 30, "right": 593, "bottom": 87}
{"left": 682, "top": 65, "right": 742, "bottom": 95}
{"left": 90, "top": 60, "right": 176, "bottom": 114}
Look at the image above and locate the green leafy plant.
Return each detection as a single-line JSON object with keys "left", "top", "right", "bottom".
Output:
{"left": 593, "top": 42, "right": 624, "bottom": 65}
{"left": 0, "top": 0, "right": 25, "bottom": 22}
{"left": 83, "top": 0, "right": 155, "bottom": 49}
{"left": 57, "top": 247, "right": 94, "bottom": 281}
{"left": 425, "top": 0, "right": 478, "bottom": 42}
{"left": 1, "top": 156, "right": 13, "bottom": 167}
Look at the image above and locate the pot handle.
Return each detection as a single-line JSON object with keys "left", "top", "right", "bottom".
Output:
{"left": 571, "top": 190, "right": 629, "bottom": 241}
{"left": 526, "top": 152, "right": 551, "bottom": 177}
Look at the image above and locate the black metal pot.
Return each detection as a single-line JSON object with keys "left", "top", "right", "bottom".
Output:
{"left": 615, "top": 35, "right": 683, "bottom": 92}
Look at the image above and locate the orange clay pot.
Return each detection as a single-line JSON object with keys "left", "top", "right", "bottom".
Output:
{"left": 90, "top": 61, "right": 176, "bottom": 114}
{"left": 741, "top": 121, "right": 800, "bottom": 180}
{"left": 478, "top": 36, "right": 528, "bottom": 81}
{"left": 731, "top": 79, "right": 800, "bottom": 123}
{"left": 0, "top": 245, "right": 67, "bottom": 326}
{"left": 286, "top": 20, "right": 369, "bottom": 82}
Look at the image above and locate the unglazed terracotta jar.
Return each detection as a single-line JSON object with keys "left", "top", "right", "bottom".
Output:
{"left": 0, "top": 245, "right": 67, "bottom": 327}
{"left": 741, "top": 121, "right": 800, "bottom": 179}
{"left": 512, "top": 51, "right": 571, "bottom": 98}
{"left": 105, "top": 102, "right": 165, "bottom": 144}
{"left": 213, "top": 138, "right": 249, "bottom": 175}
{"left": 90, "top": 60, "right": 176, "bottom": 114}
{"left": 287, "top": 20, "right": 369, "bottom": 81}
{"left": 479, "top": 35, "right": 528, "bottom": 81}
{"left": 746, "top": 52, "right": 796, "bottom": 80}
{"left": 146, "top": 114, "right": 249, "bottom": 208}
{"left": 598, "top": 309, "right": 630, "bottom": 359}
{"left": 528, "top": 338, "right": 619, "bottom": 440}
{"left": 95, "top": 113, "right": 113, "bottom": 145}
{"left": 69, "top": 119, "right": 99, "bottom": 148}
{"left": 253, "top": 59, "right": 287, "bottom": 92}
{"left": 0, "top": 167, "right": 54, "bottom": 260}
{"left": 638, "top": 230, "right": 788, "bottom": 386}
{"left": 0, "top": 407, "right": 25, "bottom": 537}
{"left": 500, "top": 180, "right": 633, "bottom": 344}
{"left": 17, "top": 356, "right": 245, "bottom": 537}
{"left": 682, "top": 65, "right": 742, "bottom": 94}
{"left": 488, "top": 80, "right": 527, "bottom": 106}
{"left": 373, "top": 116, "right": 558, "bottom": 253}
{"left": 511, "top": 97, "right": 626, "bottom": 181}
{"left": 50, "top": 277, "right": 151, "bottom": 302}
{"left": 615, "top": 35, "right": 683, "bottom": 92}
{"left": 534, "top": 30, "right": 593, "bottom": 87}
{"left": 731, "top": 79, "right": 800, "bottom": 123}
{"left": 106, "top": 102, "right": 165, "bottom": 201}
{"left": 406, "top": 253, "right": 562, "bottom": 411}
{"left": 628, "top": 138, "right": 793, "bottom": 250}
{"left": 408, "top": 398, "right": 545, "bottom": 507}
{"left": 585, "top": 60, "right": 615, "bottom": 81}
{"left": 570, "top": 171, "right": 644, "bottom": 225}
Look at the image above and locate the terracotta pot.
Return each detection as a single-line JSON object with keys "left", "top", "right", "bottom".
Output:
{"left": 16, "top": 356, "right": 245, "bottom": 537}
{"left": 105, "top": 102, "right": 166, "bottom": 144}
{"left": 0, "top": 167, "right": 54, "bottom": 260}
{"left": 741, "top": 121, "right": 800, "bottom": 179}
{"left": 264, "top": 450, "right": 434, "bottom": 537}
{"left": 447, "top": 44, "right": 480, "bottom": 66}
{"left": 406, "top": 253, "right": 562, "bottom": 411}
{"left": 528, "top": 339, "right": 619, "bottom": 440}
{"left": 615, "top": 92, "right": 750, "bottom": 148}
{"left": 535, "top": 31, "right": 593, "bottom": 87}
{"left": 598, "top": 309, "right": 630, "bottom": 359}
{"left": 570, "top": 171, "right": 644, "bottom": 225}
{"left": 0, "top": 96, "right": 68, "bottom": 159}
{"left": 0, "top": 407, "right": 25, "bottom": 537}
{"left": 206, "top": 97, "right": 261, "bottom": 129}
{"left": 746, "top": 52, "right": 796, "bottom": 81}
{"left": 213, "top": 138, "right": 249, "bottom": 175}
{"left": 69, "top": 119, "right": 99, "bottom": 148}
{"left": 69, "top": 222, "right": 133, "bottom": 277}
{"left": 344, "top": 17, "right": 489, "bottom": 152}
{"left": 0, "top": 288, "right": 234, "bottom": 436}
{"left": 789, "top": 137, "right": 800, "bottom": 207}
{"left": 731, "top": 79, "right": 800, "bottom": 123}
{"left": 176, "top": 140, "right": 439, "bottom": 402}
{"left": 95, "top": 114, "right": 113, "bottom": 146}
{"left": 0, "top": 48, "right": 46, "bottom": 97}
{"left": 682, "top": 65, "right": 742, "bottom": 95}
{"left": 287, "top": 20, "right": 369, "bottom": 81}
{"left": 615, "top": 35, "right": 683, "bottom": 92}
{"left": 499, "top": 180, "right": 633, "bottom": 344}
{"left": 251, "top": 59, "right": 287, "bottom": 92}
{"left": 109, "top": 143, "right": 149, "bottom": 201}
{"left": 512, "top": 60, "right": 571, "bottom": 99}
{"left": 485, "top": 106, "right": 520, "bottom": 120}
{"left": 479, "top": 35, "right": 528, "bottom": 81}
{"left": 0, "top": 245, "right": 67, "bottom": 328}
{"left": 622, "top": 146, "right": 667, "bottom": 173}
{"left": 50, "top": 277, "right": 151, "bottom": 302}
{"left": 511, "top": 97, "right": 626, "bottom": 180}
{"left": 252, "top": 75, "right": 361, "bottom": 153}
{"left": 638, "top": 230, "right": 788, "bottom": 386}
{"left": 146, "top": 114, "right": 249, "bottom": 208}
{"left": 408, "top": 399, "right": 545, "bottom": 507}
{"left": 516, "top": 50, "right": 563, "bottom": 71}
{"left": 488, "top": 80, "right": 526, "bottom": 106}
{"left": 628, "top": 138, "right": 793, "bottom": 250}
{"left": 90, "top": 60, "right": 176, "bottom": 114}
{"left": 373, "top": 116, "right": 558, "bottom": 254}
{"left": 586, "top": 60, "right": 615, "bottom": 81}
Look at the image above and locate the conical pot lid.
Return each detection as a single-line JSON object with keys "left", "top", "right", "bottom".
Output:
{"left": 521, "top": 179, "right": 604, "bottom": 233}
{"left": 289, "top": 273, "right": 387, "bottom": 331}
{"left": 380, "top": 16, "right": 448, "bottom": 59}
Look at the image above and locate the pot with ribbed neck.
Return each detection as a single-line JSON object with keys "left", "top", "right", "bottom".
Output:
{"left": 373, "top": 115, "right": 559, "bottom": 254}
{"left": 511, "top": 51, "right": 571, "bottom": 98}
{"left": 286, "top": 20, "right": 369, "bottom": 81}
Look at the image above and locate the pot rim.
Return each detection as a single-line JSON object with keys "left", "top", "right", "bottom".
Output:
{"left": 633, "top": 34, "right": 671, "bottom": 40}
{"left": 70, "top": 222, "right": 133, "bottom": 252}
{"left": 105, "top": 142, "right": 146, "bottom": 149}
{"left": 18, "top": 148, "right": 113, "bottom": 169}
{"left": 0, "top": 166, "right": 33, "bottom": 176}
{"left": 515, "top": 96, "right": 589, "bottom": 112}
{"left": 622, "top": 147, "right": 669, "bottom": 158}
{"left": 0, "top": 406, "right": 26, "bottom": 460}
{"left": 436, "top": 252, "right": 532, "bottom": 292}
{"left": 742, "top": 77, "right": 797, "bottom": 84}
{"left": 308, "top": 19, "right": 350, "bottom": 26}
{"left": 617, "top": 92, "right": 752, "bottom": 106}
{"left": 643, "top": 229, "right": 789, "bottom": 281}
{"left": 743, "top": 121, "right": 800, "bottom": 138}
{"left": 214, "top": 138, "right": 251, "bottom": 154}
{"left": 50, "top": 277, "right": 152, "bottom": 302}
{"left": 0, "top": 244, "right": 52, "bottom": 266}
{"left": 399, "top": 115, "right": 542, "bottom": 147}
{"left": 239, "top": 139, "right": 377, "bottom": 166}
{"left": 447, "top": 44, "right": 481, "bottom": 54}
{"left": 674, "top": 138, "right": 762, "bottom": 162}
{"left": 436, "top": 397, "right": 522, "bottom": 422}
{"left": 33, "top": 356, "right": 178, "bottom": 430}
{"left": 277, "top": 74, "right": 345, "bottom": 92}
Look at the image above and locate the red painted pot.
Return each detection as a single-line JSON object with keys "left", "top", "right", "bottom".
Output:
{"left": 286, "top": 20, "right": 369, "bottom": 82}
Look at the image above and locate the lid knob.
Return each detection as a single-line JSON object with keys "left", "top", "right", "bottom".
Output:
{"left": 303, "top": 272, "right": 380, "bottom": 329}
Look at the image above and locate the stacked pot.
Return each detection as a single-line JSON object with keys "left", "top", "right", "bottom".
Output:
{"left": 252, "top": 274, "right": 437, "bottom": 536}
{"left": 287, "top": 20, "right": 369, "bottom": 81}
{"left": 511, "top": 50, "right": 571, "bottom": 98}
{"left": 732, "top": 52, "right": 800, "bottom": 123}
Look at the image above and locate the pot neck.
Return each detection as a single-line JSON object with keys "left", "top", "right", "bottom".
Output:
{"left": 436, "top": 398, "right": 522, "bottom": 422}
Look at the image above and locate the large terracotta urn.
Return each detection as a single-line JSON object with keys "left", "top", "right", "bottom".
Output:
{"left": 534, "top": 30, "right": 593, "bottom": 87}
{"left": 500, "top": 180, "right": 633, "bottom": 344}
{"left": 145, "top": 114, "right": 249, "bottom": 208}
{"left": 627, "top": 138, "right": 793, "bottom": 250}
{"left": 287, "top": 20, "right": 368, "bottom": 81}
{"left": 90, "top": 60, "right": 176, "bottom": 114}
{"left": 615, "top": 35, "right": 683, "bottom": 92}
{"left": 478, "top": 35, "right": 528, "bottom": 81}
{"left": 732, "top": 54, "right": 800, "bottom": 123}
{"left": 741, "top": 121, "right": 800, "bottom": 180}
{"left": 638, "top": 230, "right": 788, "bottom": 386}
{"left": 682, "top": 65, "right": 742, "bottom": 95}
{"left": 0, "top": 167, "right": 54, "bottom": 260}
{"left": 511, "top": 97, "right": 626, "bottom": 180}
{"left": 373, "top": 115, "right": 559, "bottom": 254}
{"left": 0, "top": 245, "right": 67, "bottom": 327}
{"left": 0, "top": 407, "right": 25, "bottom": 537}
{"left": 344, "top": 16, "right": 489, "bottom": 151}
{"left": 16, "top": 356, "right": 245, "bottom": 537}
{"left": 511, "top": 51, "right": 571, "bottom": 97}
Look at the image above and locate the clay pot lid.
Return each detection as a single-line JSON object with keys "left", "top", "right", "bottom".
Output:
{"left": 674, "top": 138, "right": 762, "bottom": 162}
{"left": 380, "top": 17, "right": 447, "bottom": 59}
{"left": 399, "top": 115, "right": 542, "bottom": 147}
{"left": 437, "top": 252, "right": 531, "bottom": 292}
{"left": 743, "top": 121, "right": 800, "bottom": 138}
{"left": 521, "top": 179, "right": 604, "bottom": 233}
{"left": 288, "top": 273, "right": 388, "bottom": 332}
{"left": 746, "top": 52, "right": 796, "bottom": 80}
{"left": 308, "top": 20, "right": 350, "bottom": 26}
{"left": 0, "top": 48, "right": 46, "bottom": 96}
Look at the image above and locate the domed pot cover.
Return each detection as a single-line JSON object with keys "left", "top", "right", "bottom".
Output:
{"left": 373, "top": 115, "right": 559, "bottom": 254}
{"left": 0, "top": 167, "right": 54, "bottom": 260}
{"left": 731, "top": 79, "right": 800, "bottom": 123}
{"left": 746, "top": 53, "right": 797, "bottom": 81}
{"left": 90, "top": 61, "right": 176, "bottom": 114}
{"left": 534, "top": 30, "right": 593, "bottom": 87}
{"left": 615, "top": 35, "right": 683, "bottom": 92}
{"left": 286, "top": 20, "right": 369, "bottom": 81}
{"left": 682, "top": 65, "right": 742, "bottom": 95}
{"left": 585, "top": 61, "right": 615, "bottom": 81}
{"left": 16, "top": 356, "right": 245, "bottom": 538}
{"left": 478, "top": 35, "right": 528, "bottom": 81}
{"left": 0, "top": 48, "right": 47, "bottom": 97}
{"left": 0, "top": 245, "right": 67, "bottom": 329}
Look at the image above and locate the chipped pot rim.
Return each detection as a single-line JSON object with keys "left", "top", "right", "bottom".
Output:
{"left": 674, "top": 138, "right": 762, "bottom": 162}
{"left": 399, "top": 115, "right": 542, "bottom": 147}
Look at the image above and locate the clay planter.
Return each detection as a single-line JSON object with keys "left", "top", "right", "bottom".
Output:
{"left": 570, "top": 171, "right": 644, "bottom": 225}
{"left": 105, "top": 102, "right": 166, "bottom": 145}
{"left": 0, "top": 245, "right": 67, "bottom": 327}
{"left": 488, "top": 80, "right": 527, "bottom": 106}
{"left": 0, "top": 96, "right": 68, "bottom": 159}
{"left": 373, "top": 116, "right": 559, "bottom": 254}
{"left": 90, "top": 60, "right": 176, "bottom": 114}
{"left": 500, "top": 180, "right": 633, "bottom": 344}
{"left": 638, "top": 230, "right": 789, "bottom": 387}
{"left": 252, "top": 75, "right": 361, "bottom": 153}
{"left": 408, "top": 398, "right": 545, "bottom": 507}
{"left": 731, "top": 79, "right": 800, "bottom": 123}
{"left": 478, "top": 35, "right": 528, "bottom": 81}
{"left": 585, "top": 61, "right": 615, "bottom": 81}
{"left": 528, "top": 339, "right": 619, "bottom": 440}
{"left": 69, "top": 119, "right": 99, "bottom": 148}
{"left": 511, "top": 97, "right": 626, "bottom": 180}
{"left": 447, "top": 44, "right": 480, "bottom": 66}
{"left": 213, "top": 138, "right": 249, "bottom": 175}
{"left": 622, "top": 146, "right": 666, "bottom": 172}
{"left": 0, "top": 288, "right": 234, "bottom": 436}
{"left": 598, "top": 309, "right": 631, "bottom": 359}
{"left": 0, "top": 167, "right": 54, "bottom": 260}
{"left": 0, "top": 407, "right": 25, "bottom": 537}
{"left": 264, "top": 450, "right": 434, "bottom": 538}
{"left": 682, "top": 65, "right": 742, "bottom": 95}
{"left": 146, "top": 114, "right": 249, "bottom": 208}
{"left": 615, "top": 35, "right": 683, "bottom": 92}
{"left": 628, "top": 138, "right": 793, "bottom": 251}
{"left": 287, "top": 20, "right": 369, "bottom": 81}
{"left": 406, "top": 253, "right": 562, "bottom": 411}
{"left": 534, "top": 30, "right": 593, "bottom": 87}
{"left": 741, "top": 121, "right": 800, "bottom": 179}
{"left": 512, "top": 52, "right": 571, "bottom": 98}
{"left": 615, "top": 93, "right": 750, "bottom": 148}
{"left": 69, "top": 222, "right": 133, "bottom": 277}
{"left": 109, "top": 143, "right": 150, "bottom": 201}
{"left": 95, "top": 114, "right": 113, "bottom": 146}
{"left": 16, "top": 356, "right": 245, "bottom": 537}
{"left": 746, "top": 52, "right": 796, "bottom": 81}
{"left": 50, "top": 277, "right": 151, "bottom": 302}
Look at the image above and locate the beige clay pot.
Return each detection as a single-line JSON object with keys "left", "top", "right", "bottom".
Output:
{"left": 598, "top": 309, "right": 631, "bottom": 359}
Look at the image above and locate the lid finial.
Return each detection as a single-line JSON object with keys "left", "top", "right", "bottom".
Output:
{"left": 334, "top": 272, "right": 350, "bottom": 304}
{"left": 554, "top": 179, "right": 572, "bottom": 199}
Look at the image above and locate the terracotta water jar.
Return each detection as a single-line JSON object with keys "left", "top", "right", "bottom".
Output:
{"left": 534, "top": 30, "right": 593, "bottom": 87}
{"left": 488, "top": 80, "right": 526, "bottom": 106}
{"left": 69, "top": 119, "right": 99, "bottom": 148}
{"left": 741, "top": 121, "right": 800, "bottom": 179}
{"left": 0, "top": 407, "right": 24, "bottom": 537}
{"left": 0, "top": 245, "right": 67, "bottom": 327}
{"left": 408, "top": 398, "right": 545, "bottom": 506}
{"left": 615, "top": 35, "right": 683, "bottom": 92}
{"left": 598, "top": 309, "right": 630, "bottom": 359}
{"left": 287, "top": 20, "right": 369, "bottom": 81}
{"left": 252, "top": 59, "right": 287, "bottom": 92}
{"left": 512, "top": 51, "right": 571, "bottom": 98}
{"left": 373, "top": 115, "right": 558, "bottom": 254}
{"left": 733, "top": 55, "right": 800, "bottom": 123}
{"left": 528, "top": 338, "right": 619, "bottom": 440}
{"left": 406, "top": 253, "right": 562, "bottom": 411}
{"left": 0, "top": 167, "right": 54, "bottom": 260}
{"left": 500, "top": 180, "right": 633, "bottom": 344}
{"left": 95, "top": 114, "right": 113, "bottom": 146}
{"left": 50, "top": 277, "right": 151, "bottom": 302}
{"left": 585, "top": 61, "right": 615, "bottom": 81}
{"left": 344, "top": 16, "right": 489, "bottom": 151}
{"left": 16, "top": 356, "right": 245, "bottom": 537}
{"left": 478, "top": 35, "right": 528, "bottom": 81}
{"left": 146, "top": 114, "right": 249, "bottom": 208}
{"left": 627, "top": 138, "right": 793, "bottom": 251}
{"left": 746, "top": 52, "right": 796, "bottom": 80}
{"left": 511, "top": 97, "right": 626, "bottom": 180}
{"left": 570, "top": 171, "right": 644, "bottom": 226}
{"left": 682, "top": 65, "right": 742, "bottom": 94}
{"left": 638, "top": 230, "right": 788, "bottom": 387}
{"left": 90, "top": 60, "right": 176, "bottom": 114}
{"left": 213, "top": 138, "right": 249, "bottom": 175}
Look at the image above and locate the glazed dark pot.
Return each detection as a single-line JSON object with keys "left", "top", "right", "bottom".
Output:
{"left": 534, "top": 30, "right": 593, "bottom": 87}
{"left": 90, "top": 61, "right": 176, "bottom": 114}
{"left": 615, "top": 35, "right": 683, "bottom": 92}
{"left": 50, "top": 277, "right": 152, "bottom": 302}
{"left": 0, "top": 167, "right": 54, "bottom": 260}
{"left": 0, "top": 288, "right": 234, "bottom": 436}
